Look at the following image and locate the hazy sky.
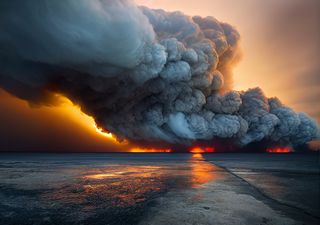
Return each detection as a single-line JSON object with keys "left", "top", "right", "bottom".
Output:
{"left": 0, "top": 0, "right": 319, "bottom": 151}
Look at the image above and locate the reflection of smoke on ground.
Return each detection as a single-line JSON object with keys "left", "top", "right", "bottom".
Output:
{"left": 0, "top": 0, "right": 318, "bottom": 150}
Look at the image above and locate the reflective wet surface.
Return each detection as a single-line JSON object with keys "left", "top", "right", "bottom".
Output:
{"left": 0, "top": 153, "right": 319, "bottom": 225}
{"left": 0, "top": 153, "right": 222, "bottom": 225}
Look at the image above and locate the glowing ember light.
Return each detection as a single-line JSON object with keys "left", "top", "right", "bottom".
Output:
{"left": 129, "top": 148, "right": 172, "bottom": 153}
{"left": 54, "top": 94, "right": 118, "bottom": 142}
{"left": 190, "top": 146, "right": 215, "bottom": 153}
{"left": 267, "top": 147, "right": 291, "bottom": 153}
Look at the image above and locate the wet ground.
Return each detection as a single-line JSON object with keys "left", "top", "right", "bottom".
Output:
{"left": 0, "top": 153, "right": 319, "bottom": 225}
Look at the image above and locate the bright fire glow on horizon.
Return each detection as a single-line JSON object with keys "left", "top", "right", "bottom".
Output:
{"left": 129, "top": 148, "right": 172, "bottom": 153}
{"left": 190, "top": 146, "right": 215, "bottom": 153}
{"left": 266, "top": 147, "right": 291, "bottom": 153}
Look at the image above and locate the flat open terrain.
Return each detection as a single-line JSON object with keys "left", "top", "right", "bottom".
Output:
{"left": 0, "top": 153, "right": 319, "bottom": 225}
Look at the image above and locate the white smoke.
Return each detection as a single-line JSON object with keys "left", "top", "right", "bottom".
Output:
{"left": 0, "top": 0, "right": 318, "bottom": 149}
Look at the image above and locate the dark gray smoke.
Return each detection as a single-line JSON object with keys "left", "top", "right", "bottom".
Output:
{"left": 0, "top": 0, "right": 318, "bottom": 149}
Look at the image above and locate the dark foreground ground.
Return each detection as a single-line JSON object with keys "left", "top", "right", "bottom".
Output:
{"left": 0, "top": 153, "right": 319, "bottom": 225}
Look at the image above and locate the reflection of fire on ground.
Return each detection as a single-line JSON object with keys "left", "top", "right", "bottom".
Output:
{"left": 45, "top": 165, "right": 166, "bottom": 208}
{"left": 44, "top": 158, "right": 222, "bottom": 209}
{"left": 190, "top": 153, "right": 221, "bottom": 188}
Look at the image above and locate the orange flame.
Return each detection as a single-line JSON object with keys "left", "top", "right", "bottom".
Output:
{"left": 190, "top": 146, "right": 215, "bottom": 153}
{"left": 266, "top": 147, "right": 291, "bottom": 153}
{"left": 129, "top": 148, "right": 172, "bottom": 153}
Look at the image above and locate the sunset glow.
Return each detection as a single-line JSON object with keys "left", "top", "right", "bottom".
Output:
{"left": 266, "top": 147, "right": 291, "bottom": 153}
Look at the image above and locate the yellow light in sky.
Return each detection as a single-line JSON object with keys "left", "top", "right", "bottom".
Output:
{"left": 95, "top": 126, "right": 113, "bottom": 139}
{"left": 54, "top": 94, "right": 118, "bottom": 142}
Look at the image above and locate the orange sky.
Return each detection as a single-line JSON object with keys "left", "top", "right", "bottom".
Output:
{"left": 0, "top": 0, "right": 319, "bottom": 151}
{"left": 0, "top": 89, "right": 128, "bottom": 152}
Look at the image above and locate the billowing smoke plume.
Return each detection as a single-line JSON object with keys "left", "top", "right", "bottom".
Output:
{"left": 0, "top": 0, "right": 318, "bottom": 150}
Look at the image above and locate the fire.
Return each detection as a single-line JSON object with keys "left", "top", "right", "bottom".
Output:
{"left": 190, "top": 146, "right": 215, "bottom": 153}
{"left": 55, "top": 94, "right": 118, "bottom": 142}
{"left": 266, "top": 147, "right": 291, "bottom": 153}
{"left": 129, "top": 148, "right": 172, "bottom": 153}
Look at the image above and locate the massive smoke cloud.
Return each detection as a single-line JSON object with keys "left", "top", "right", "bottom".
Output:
{"left": 0, "top": 0, "right": 318, "bottom": 150}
